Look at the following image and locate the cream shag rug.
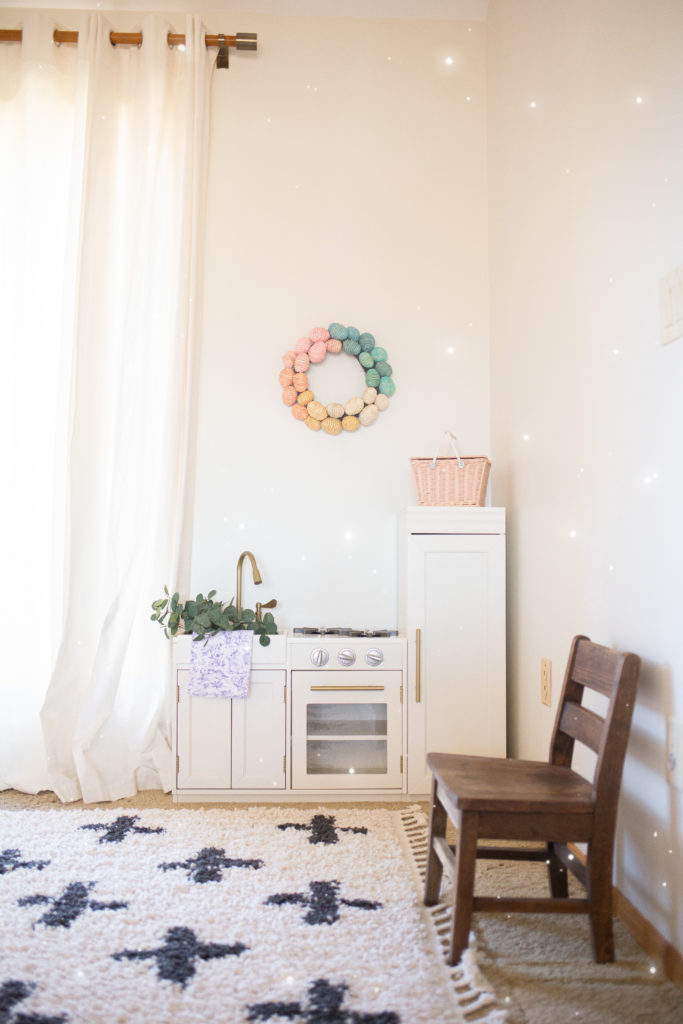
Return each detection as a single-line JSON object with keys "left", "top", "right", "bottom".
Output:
{"left": 0, "top": 806, "right": 499, "bottom": 1024}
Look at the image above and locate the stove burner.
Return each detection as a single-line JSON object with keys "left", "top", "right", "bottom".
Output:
{"left": 292, "top": 627, "right": 399, "bottom": 638}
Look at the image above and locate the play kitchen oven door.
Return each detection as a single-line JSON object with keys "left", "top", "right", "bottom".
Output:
{"left": 291, "top": 669, "right": 403, "bottom": 790}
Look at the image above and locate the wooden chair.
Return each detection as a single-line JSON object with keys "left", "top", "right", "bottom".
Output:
{"left": 424, "top": 635, "right": 641, "bottom": 965}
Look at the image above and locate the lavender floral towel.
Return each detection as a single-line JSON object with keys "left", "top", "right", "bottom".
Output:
{"left": 188, "top": 631, "right": 253, "bottom": 698}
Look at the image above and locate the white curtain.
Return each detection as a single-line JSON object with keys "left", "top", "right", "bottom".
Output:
{"left": 0, "top": 13, "right": 212, "bottom": 801}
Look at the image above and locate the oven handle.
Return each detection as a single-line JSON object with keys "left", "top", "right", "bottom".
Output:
{"left": 309, "top": 685, "right": 385, "bottom": 691}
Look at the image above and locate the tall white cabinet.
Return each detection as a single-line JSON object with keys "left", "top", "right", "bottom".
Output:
{"left": 398, "top": 507, "right": 507, "bottom": 795}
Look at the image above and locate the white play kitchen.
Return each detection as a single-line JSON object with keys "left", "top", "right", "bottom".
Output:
{"left": 171, "top": 507, "right": 506, "bottom": 801}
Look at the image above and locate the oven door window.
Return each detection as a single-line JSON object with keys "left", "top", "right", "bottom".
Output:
{"left": 306, "top": 704, "right": 387, "bottom": 774}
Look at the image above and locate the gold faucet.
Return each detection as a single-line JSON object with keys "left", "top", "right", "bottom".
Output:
{"left": 236, "top": 550, "right": 262, "bottom": 614}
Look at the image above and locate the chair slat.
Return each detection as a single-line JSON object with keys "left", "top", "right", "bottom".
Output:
{"left": 572, "top": 641, "right": 621, "bottom": 697}
{"left": 559, "top": 700, "right": 604, "bottom": 754}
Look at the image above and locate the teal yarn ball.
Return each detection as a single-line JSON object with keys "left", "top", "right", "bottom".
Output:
{"left": 346, "top": 326, "right": 360, "bottom": 342}
{"left": 365, "top": 368, "right": 381, "bottom": 388}
{"left": 328, "top": 322, "right": 349, "bottom": 341}
{"left": 375, "top": 360, "right": 392, "bottom": 377}
{"left": 359, "top": 351, "right": 375, "bottom": 369}
{"left": 343, "top": 338, "right": 361, "bottom": 356}
{"left": 359, "top": 332, "right": 376, "bottom": 352}
{"left": 370, "top": 347, "right": 387, "bottom": 363}
{"left": 379, "top": 376, "right": 395, "bottom": 397}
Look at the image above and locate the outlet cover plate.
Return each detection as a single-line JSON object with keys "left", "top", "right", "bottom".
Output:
{"left": 659, "top": 263, "right": 683, "bottom": 346}
{"left": 541, "top": 658, "right": 552, "bottom": 706}
{"left": 666, "top": 715, "right": 683, "bottom": 790}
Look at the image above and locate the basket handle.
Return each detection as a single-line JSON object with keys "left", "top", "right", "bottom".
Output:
{"left": 431, "top": 430, "right": 464, "bottom": 469}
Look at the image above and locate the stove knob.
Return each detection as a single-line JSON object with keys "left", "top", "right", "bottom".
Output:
{"left": 310, "top": 647, "right": 329, "bottom": 667}
{"left": 365, "top": 647, "right": 384, "bottom": 667}
{"left": 337, "top": 648, "right": 356, "bottom": 667}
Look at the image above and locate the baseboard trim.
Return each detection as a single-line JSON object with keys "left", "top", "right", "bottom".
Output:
{"left": 613, "top": 888, "right": 683, "bottom": 992}
{"left": 566, "top": 843, "right": 683, "bottom": 992}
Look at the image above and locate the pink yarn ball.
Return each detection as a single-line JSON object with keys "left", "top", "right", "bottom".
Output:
{"left": 294, "top": 352, "right": 310, "bottom": 373}
{"left": 291, "top": 403, "right": 308, "bottom": 421}
{"left": 282, "top": 385, "right": 297, "bottom": 406}
{"left": 309, "top": 327, "right": 330, "bottom": 344}
{"left": 293, "top": 371, "right": 309, "bottom": 392}
{"left": 282, "top": 350, "right": 296, "bottom": 368}
{"left": 326, "top": 338, "right": 342, "bottom": 354}
{"left": 295, "top": 336, "right": 312, "bottom": 353}
{"left": 309, "top": 341, "right": 327, "bottom": 363}
{"left": 279, "top": 368, "right": 294, "bottom": 387}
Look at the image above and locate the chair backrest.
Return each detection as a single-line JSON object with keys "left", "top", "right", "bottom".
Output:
{"left": 549, "top": 635, "right": 641, "bottom": 814}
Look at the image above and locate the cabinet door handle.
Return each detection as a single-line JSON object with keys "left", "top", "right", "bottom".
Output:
{"left": 415, "top": 628, "right": 422, "bottom": 703}
{"left": 310, "top": 685, "right": 385, "bottom": 691}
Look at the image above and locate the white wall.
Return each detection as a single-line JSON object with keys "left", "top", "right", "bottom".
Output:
{"left": 488, "top": 0, "right": 683, "bottom": 956}
{"left": 190, "top": 11, "right": 490, "bottom": 627}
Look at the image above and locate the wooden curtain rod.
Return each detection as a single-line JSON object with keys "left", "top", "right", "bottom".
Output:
{"left": 0, "top": 28, "right": 257, "bottom": 51}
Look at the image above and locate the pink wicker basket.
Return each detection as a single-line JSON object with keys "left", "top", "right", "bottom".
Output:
{"left": 411, "top": 432, "right": 490, "bottom": 507}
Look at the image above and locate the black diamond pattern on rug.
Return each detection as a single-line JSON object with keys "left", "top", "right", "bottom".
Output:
{"left": 158, "top": 846, "right": 263, "bottom": 883}
{"left": 246, "top": 977, "right": 399, "bottom": 1023}
{"left": 78, "top": 815, "right": 165, "bottom": 844}
{"left": 265, "top": 880, "right": 382, "bottom": 926}
{"left": 0, "top": 980, "right": 67, "bottom": 1024}
{"left": 0, "top": 850, "right": 50, "bottom": 876}
{"left": 277, "top": 814, "right": 368, "bottom": 845}
{"left": 17, "top": 881, "right": 127, "bottom": 929}
{"left": 112, "top": 926, "right": 247, "bottom": 988}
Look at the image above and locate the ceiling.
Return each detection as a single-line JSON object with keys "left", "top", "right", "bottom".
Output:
{"left": 6, "top": 0, "right": 489, "bottom": 19}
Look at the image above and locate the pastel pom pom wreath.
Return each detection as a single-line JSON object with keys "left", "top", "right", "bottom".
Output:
{"left": 280, "top": 323, "right": 394, "bottom": 434}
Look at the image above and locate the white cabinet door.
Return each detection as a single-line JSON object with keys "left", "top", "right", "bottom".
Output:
{"left": 176, "top": 669, "right": 231, "bottom": 789}
{"left": 400, "top": 510, "right": 506, "bottom": 795}
{"left": 232, "top": 670, "right": 286, "bottom": 789}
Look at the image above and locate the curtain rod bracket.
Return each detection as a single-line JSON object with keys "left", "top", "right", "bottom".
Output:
{"left": 216, "top": 33, "right": 229, "bottom": 69}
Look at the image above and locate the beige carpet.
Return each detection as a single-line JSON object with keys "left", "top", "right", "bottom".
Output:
{"left": 2, "top": 789, "right": 682, "bottom": 1024}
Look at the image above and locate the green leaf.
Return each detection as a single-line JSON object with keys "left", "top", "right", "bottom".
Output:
{"left": 263, "top": 612, "right": 275, "bottom": 626}
{"left": 259, "top": 634, "right": 270, "bottom": 646}
{"left": 196, "top": 611, "right": 211, "bottom": 628}
{"left": 241, "top": 608, "right": 255, "bottom": 622}
{"left": 208, "top": 589, "right": 216, "bottom": 599}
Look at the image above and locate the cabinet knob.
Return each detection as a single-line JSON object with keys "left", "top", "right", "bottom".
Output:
{"left": 337, "top": 648, "right": 356, "bottom": 667}
{"left": 310, "top": 647, "right": 329, "bottom": 667}
{"left": 365, "top": 648, "right": 384, "bottom": 667}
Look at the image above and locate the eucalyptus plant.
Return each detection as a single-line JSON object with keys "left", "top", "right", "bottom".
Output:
{"left": 151, "top": 586, "right": 277, "bottom": 646}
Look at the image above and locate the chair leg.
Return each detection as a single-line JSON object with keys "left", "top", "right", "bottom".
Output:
{"left": 587, "top": 842, "right": 615, "bottom": 963}
{"left": 547, "top": 842, "right": 569, "bottom": 898}
{"left": 424, "top": 777, "right": 447, "bottom": 906}
{"left": 448, "top": 810, "right": 479, "bottom": 966}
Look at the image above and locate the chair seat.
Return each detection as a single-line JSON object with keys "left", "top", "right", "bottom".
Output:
{"left": 427, "top": 751, "right": 594, "bottom": 814}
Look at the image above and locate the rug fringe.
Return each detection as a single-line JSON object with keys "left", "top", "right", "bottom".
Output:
{"left": 400, "top": 807, "right": 508, "bottom": 1024}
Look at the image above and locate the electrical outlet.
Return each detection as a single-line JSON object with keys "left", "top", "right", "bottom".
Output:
{"left": 541, "top": 658, "right": 552, "bottom": 706}
{"left": 666, "top": 716, "right": 683, "bottom": 790}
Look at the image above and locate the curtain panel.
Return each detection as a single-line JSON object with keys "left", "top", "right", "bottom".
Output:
{"left": 0, "top": 13, "right": 212, "bottom": 801}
